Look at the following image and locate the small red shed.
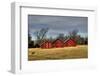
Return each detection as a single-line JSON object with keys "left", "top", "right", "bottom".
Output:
{"left": 52, "top": 39, "right": 64, "bottom": 48}
{"left": 40, "top": 40, "right": 52, "bottom": 49}
{"left": 64, "top": 38, "right": 76, "bottom": 47}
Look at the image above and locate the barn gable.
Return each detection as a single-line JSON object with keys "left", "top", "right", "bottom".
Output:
{"left": 52, "top": 39, "right": 64, "bottom": 48}
{"left": 64, "top": 38, "right": 76, "bottom": 47}
{"left": 40, "top": 40, "right": 52, "bottom": 48}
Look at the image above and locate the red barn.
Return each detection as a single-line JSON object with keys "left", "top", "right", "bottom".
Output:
{"left": 64, "top": 38, "right": 76, "bottom": 47}
{"left": 52, "top": 39, "right": 64, "bottom": 48}
{"left": 40, "top": 40, "right": 52, "bottom": 49}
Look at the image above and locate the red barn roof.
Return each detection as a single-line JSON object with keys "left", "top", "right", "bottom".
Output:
{"left": 40, "top": 38, "right": 77, "bottom": 49}
{"left": 64, "top": 38, "right": 76, "bottom": 47}
{"left": 52, "top": 39, "right": 64, "bottom": 48}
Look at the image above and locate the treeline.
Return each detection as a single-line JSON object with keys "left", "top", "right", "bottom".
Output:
{"left": 28, "top": 28, "right": 88, "bottom": 48}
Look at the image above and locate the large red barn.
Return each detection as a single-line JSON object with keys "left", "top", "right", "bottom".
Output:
{"left": 52, "top": 39, "right": 64, "bottom": 48}
{"left": 40, "top": 40, "right": 52, "bottom": 49}
{"left": 64, "top": 38, "right": 76, "bottom": 47}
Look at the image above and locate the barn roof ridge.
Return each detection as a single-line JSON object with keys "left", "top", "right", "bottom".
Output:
{"left": 40, "top": 37, "right": 76, "bottom": 45}
{"left": 64, "top": 37, "right": 76, "bottom": 43}
{"left": 52, "top": 38, "right": 64, "bottom": 43}
{"left": 40, "top": 39, "right": 52, "bottom": 46}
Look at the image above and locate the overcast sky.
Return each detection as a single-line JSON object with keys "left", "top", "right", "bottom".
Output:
{"left": 28, "top": 15, "right": 88, "bottom": 40}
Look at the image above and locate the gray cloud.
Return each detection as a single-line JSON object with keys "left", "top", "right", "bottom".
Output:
{"left": 28, "top": 15, "right": 88, "bottom": 40}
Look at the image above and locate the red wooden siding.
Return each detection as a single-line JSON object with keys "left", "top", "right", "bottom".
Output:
{"left": 53, "top": 39, "right": 64, "bottom": 48}
{"left": 40, "top": 38, "right": 76, "bottom": 49}
{"left": 40, "top": 40, "right": 52, "bottom": 48}
{"left": 64, "top": 39, "right": 76, "bottom": 47}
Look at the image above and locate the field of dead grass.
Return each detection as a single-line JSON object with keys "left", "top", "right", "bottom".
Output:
{"left": 28, "top": 45, "right": 88, "bottom": 61}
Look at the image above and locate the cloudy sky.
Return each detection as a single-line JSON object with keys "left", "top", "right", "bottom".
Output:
{"left": 28, "top": 15, "right": 88, "bottom": 40}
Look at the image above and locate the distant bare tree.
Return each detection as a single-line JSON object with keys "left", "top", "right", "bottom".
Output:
{"left": 28, "top": 34, "right": 31, "bottom": 43}
{"left": 57, "top": 33, "right": 65, "bottom": 40}
{"left": 28, "top": 34, "right": 34, "bottom": 48}
{"left": 34, "top": 28, "right": 49, "bottom": 44}
{"left": 69, "top": 29, "right": 78, "bottom": 39}
{"left": 84, "top": 37, "right": 88, "bottom": 44}
{"left": 49, "top": 36, "right": 53, "bottom": 42}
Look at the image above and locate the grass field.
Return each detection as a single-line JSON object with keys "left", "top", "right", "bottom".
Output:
{"left": 28, "top": 45, "right": 88, "bottom": 61}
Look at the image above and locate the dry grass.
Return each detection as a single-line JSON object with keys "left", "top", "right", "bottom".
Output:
{"left": 28, "top": 45, "right": 88, "bottom": 61}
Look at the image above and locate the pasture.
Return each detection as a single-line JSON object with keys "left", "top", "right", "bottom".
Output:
{"left": 28, "top": 45, "right": 88, "bottom": 61}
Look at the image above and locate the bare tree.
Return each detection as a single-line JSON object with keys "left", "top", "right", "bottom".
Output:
{"left": 69, "top": 29, "right": 78, "bottom": 39}
{"left": 57, "top": 33, "right": 65, "bottom": 40}
{"left": 28, "top": 34, "right": 34, "bottom": 48}
{"left": 34, "top": 28, "right": 49, "bottom": 44}
{"left": 28, "top": 34, "right": 31, "bottom": 43}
